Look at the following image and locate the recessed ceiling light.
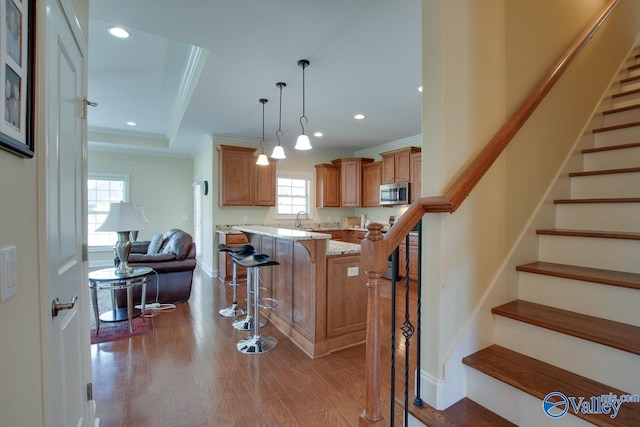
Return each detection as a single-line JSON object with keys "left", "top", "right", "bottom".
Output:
{"left": 108, "top": 26, "right": 130, "bottom": 38}
{"left": 313, "top": 132, "right": 323, "bottom": 137}
{"left": 126, "top": 121, "right": 136, "bottom": 126}
{"left": 418, "top": 86, "right": 423, "bottom": 92}
{"left": 354, "top": 114, "right": 366, "bottom": 120}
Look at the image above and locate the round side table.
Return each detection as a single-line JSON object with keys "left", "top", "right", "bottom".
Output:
{"left": 89, "top": 266, "right": 152, "bottom": 334}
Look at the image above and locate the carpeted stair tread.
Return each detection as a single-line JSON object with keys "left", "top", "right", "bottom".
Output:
{"left": 491, "top": 300, "right": 640, "bottom": 355}
{"left": 462, "top": 345, "right": 640, "bottom": 426}
{"left": 516, "top": 261, "right": 640, "bottom": 290}
{"left": 399, "top": 396, "right": 516, "bottom": 427}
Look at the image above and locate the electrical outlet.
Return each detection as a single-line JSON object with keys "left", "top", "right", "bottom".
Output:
{"left": 327, "top": 215, "right": 331, "bottom": 221}
{"left": 1, "top": 246, "right": 17, "bottom": 302}
{"left": 347, "top": 266, "right": 359, "bottom": 277}
{"left": 242, "top": 216, "right": 248, "bottom": 223}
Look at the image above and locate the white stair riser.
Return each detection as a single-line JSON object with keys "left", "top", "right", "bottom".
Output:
{"left": 594, "top": 125, "right": 640, "bottom": 146}
{"left": 611, "top": 92, "right": 640, "bottom": 109}
{"left": 466, "top": 369, "right": 591, "bottom": 427}
{"left": 556, "top": 202, "right": 640, "bottom": 232}
{"left": 570, "top": 172, "right": 640, "bottom": 198}
{"left": 539, "top": 234, "right": 640, "bottom": 273}
{"left": 603, "top": 107, "right": 640, "bottom": 126}
{"left": 518, "top": 272, "right": 640, "bottom": 326}
{"left": 583, "top": 146, "right": 640, "bottom": 170}
{"left": 494, "top": 317, "right": 640, "bottom": 394}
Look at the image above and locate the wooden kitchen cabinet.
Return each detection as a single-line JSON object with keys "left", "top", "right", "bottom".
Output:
{"left": 398, "top": 234, "right": 419, "bottom": 282}
{"left": 349, "top": 230, "right": 367, "bottom": 244}
{"left": 410, "top": 152, "right": 421, "bottom": 203}
{"left": 218, "top": 145, "right": 276, "bottom": 206}
{"left": 333, "top": 157, "right": 373, "bottom": 207}
{"left": 315, "top": 163, "right": 341, "bottom": 207}
{"left": 362, "top": 161, "right": 382, "bottom": 207}
{"left": 380, "top": 147, "right": 421, "bottom": 184}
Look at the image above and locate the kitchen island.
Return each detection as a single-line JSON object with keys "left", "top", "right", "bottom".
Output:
{"left": 231, "top": 225, "right": 367, "bottom": 358}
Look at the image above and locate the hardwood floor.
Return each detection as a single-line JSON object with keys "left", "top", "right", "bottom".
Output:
{"left": 91, "top": 267, "right": 414, "bottom": 426}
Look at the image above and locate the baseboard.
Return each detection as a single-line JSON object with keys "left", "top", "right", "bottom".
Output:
{"left": 196, "top": 260, "right": 215, "bottom": 278}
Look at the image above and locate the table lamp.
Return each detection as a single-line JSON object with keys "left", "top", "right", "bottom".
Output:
{"left": 131, "top": 204, "right": 151, "bottom": 241}
{"left": 96, "top": 202, "right": 147, "bottom": 275}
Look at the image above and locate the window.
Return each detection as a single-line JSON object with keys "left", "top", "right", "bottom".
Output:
{"left": 276, "top": 171, "right": 312, "bottom": 217}
{"left": 87, "top": 174, "right": 129, "bottom": 247}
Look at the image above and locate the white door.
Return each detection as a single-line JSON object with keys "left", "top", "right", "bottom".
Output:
{"left": 43, "top": 0, "right": 94, "bottom": 425}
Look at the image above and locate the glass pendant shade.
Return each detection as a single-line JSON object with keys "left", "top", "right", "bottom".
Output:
{"left": 295, "top": 134, "right": 312, "bottom": 150}
{"left": 256, "top": 153, "right": 269, "bottom": 165}
{"left": 271, "top": 145, "right": 286, "bottom": 159}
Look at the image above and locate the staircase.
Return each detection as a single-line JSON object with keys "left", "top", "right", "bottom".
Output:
{"left": 460, "top": 49, "right": 640, "bottom": 425}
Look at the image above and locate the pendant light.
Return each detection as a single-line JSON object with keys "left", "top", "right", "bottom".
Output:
{"left": 256, "top": 98, "right": 269, "bottom": 166}
{"left": 271, "top": 82, "right": 286, "bottom": 159}
{"left": 295, "top": 59, "right": 312, "bottom": 150}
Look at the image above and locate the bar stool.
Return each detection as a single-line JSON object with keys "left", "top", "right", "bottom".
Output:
{"left": 232, "top": 253, "right": 279, "bottom": 354}
{"left": 217, "top": 244, "right": 254, "bottom": 318}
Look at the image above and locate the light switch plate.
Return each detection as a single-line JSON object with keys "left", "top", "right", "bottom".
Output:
{"left": 1, "top": 246, "right": 17, "bottom": 302}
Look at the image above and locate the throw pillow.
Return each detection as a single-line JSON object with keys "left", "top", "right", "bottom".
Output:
{"left": 161, "top": 230, "right": 193, "bottom": 260}
{"left": 147, "top": 233, "right": 164, "bottom": 254}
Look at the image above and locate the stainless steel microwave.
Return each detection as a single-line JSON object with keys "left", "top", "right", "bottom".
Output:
{"left": 379, "top": 182, "right": 410, "bottom": 205}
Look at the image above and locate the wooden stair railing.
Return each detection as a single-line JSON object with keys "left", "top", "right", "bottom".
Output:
{"left": 358, "top": 0, "right": 622, "bottom": 425}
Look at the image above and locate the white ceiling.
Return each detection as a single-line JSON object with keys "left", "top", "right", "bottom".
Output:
{"left": 87, "top": 0, "right": 423, "bottom": 157}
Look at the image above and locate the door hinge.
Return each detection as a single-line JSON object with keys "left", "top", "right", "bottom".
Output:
{"left": 81, "top": 98, "right": 98, "bottom": 119}
{"left": 86, "top": 383, "right": 93, "bottom": 401}
{"left": 82, "top": 243, "right": 88, "bottom": 262}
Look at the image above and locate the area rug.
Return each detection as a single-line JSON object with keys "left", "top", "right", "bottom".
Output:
{"left": 91, "top": 316, "right": 154, "bottom": 344}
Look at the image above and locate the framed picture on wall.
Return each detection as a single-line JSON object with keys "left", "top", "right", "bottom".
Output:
{"left": 0, "top": 0, "right": 34, "bottom": 158}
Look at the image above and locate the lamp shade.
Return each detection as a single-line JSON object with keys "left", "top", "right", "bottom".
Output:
{"left": 295, "top": 134, "right": 312, "bottom": 150}
{"left": 256, "top": 153, "right": 269, "bottom": 165}
{"left": 271, "top": 145, "right": 286, "bottom": 159}
{"left": 96, "top": 202, "right": 147, "bottom": 232}
{"left": 134, "top": 205, "right": 151, "bottom": 225}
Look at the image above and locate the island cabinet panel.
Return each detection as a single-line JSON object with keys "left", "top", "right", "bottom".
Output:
{"left": 326, "top": 255, "right": 368, "bottom": 338}
{"left": 273, "top": 239, "right": 294, "bottom": 323}
{"left": 233, "top": 226, "right": 365, "bottom": 358}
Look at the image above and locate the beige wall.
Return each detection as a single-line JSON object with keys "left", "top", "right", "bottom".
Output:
{"left": 421, "top": 0, "right": 640, "bottom": 409}
{"left": 88, "top": 150, "right": 194, "bottom": 266}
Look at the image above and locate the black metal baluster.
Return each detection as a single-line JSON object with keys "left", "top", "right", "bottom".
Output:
{"left": 414, "top": 220, "right": 423, "bottom": 407}
{"left": 401, "top": 234, "right": 415, "bottom": 427}
{"left": 390, "top": 248, "right": 399, "bottom": 427}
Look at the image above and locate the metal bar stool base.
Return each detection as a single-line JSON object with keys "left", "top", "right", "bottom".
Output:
{"left": 232, "top": 315, "right": 266, "bottom": 331}
{"left": 218, "top": 304, "right": 246, "bottom": 318}
{"left": 237, "top": 335, "right": 278, "bottom": 354}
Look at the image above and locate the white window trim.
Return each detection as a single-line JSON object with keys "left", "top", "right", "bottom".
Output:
{"left": 274, "top": 170, "right": 314, "bottom": 220}
{"left": 87, "top": 173, "right": 130, "bottom": 251}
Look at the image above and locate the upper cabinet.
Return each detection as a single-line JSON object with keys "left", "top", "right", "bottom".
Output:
{"left": 380, "top": 147, "right": 421, "bottom": 184}
{"left": 315, "top": 163, "right": 341, "bottom": 208}
{"left": 333, "top": 157, "right": 374, "bottom": 207}
{"left": 361, "top": 161, "right": 382, "bottom": 207}
{"left": 410, "top": 152, "right": 421, "bottom": 203}
{"left": 218, "top": 145, "right": 276, "bottom": 207}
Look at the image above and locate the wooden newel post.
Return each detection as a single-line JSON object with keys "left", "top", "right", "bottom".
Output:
{"left": 359, "top": 223, "right": 388, "bottom": 426}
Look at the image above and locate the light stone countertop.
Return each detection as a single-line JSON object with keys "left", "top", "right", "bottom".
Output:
{"left": 232, "top": 225, "right": 332, "bottom": 241}
{"left": 327, "top": 240, "right": 361, "bottom": 256}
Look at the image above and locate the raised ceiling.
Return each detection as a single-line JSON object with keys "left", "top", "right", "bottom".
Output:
{"left": 88, "top": 0, "right": 423, "bottom": 157}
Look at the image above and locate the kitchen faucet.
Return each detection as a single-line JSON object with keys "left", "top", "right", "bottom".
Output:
{"left": 295, "top": 211, "right": 307, "bottom": 228}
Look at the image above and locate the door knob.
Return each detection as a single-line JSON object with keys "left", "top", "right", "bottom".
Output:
{"left": 51, "top": 296, "right": 78, "bottom": 317}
